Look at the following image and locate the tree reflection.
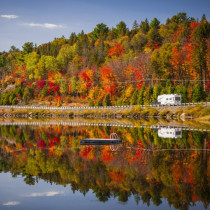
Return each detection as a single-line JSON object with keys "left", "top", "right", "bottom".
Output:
{"left": 0, "top": 125, "right": 209, "bottom": 209}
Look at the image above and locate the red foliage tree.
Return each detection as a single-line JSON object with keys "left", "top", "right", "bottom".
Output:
{"left": 107, "top": 44, "right": 125, "bottom": 57}
{"left": 100, "top": 66, "right": 117, "bottom": 96}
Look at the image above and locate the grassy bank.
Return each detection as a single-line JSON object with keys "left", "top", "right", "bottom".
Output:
{"left": 0, "top": 105, "right": 210, "bottom": 121}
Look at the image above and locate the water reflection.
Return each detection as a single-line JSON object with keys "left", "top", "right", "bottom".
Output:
{"left": 158, "top": 127, "right": 182, "bottom": 138}
{"left": 0, "top": 124, "right": 209, "bottom": 209}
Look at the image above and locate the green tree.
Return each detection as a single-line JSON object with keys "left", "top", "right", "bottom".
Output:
{"left": 192, "top": 20, "right": 210, "bottom": 88}
{"left": 25, "top": 52, "right": 40, "bottom": 80}
{"left": 137, "top": 84, "right": 146, "bottom": 105}
{"left": 0, "top": 54, "right": 6, "bottom": 67}
{"left": 22, "top": 42, "right": 34, "bottom": 54}
{"left": 130, "top": 89, "right": 139, "bottom": 105}
{"left": 145, "top": 86, "right": 153, "bottom": 104}
{"left": 115, "top": 21, "right": 128, "bottom": 37}
{"left": 147, "top": 28, "right": 162, "bottom": 46}
{"left": 153, "top": 84, "right": 162, "bottom": 101}
{"left": 91, "top": 23, "right": 109, "bottom": 40}
{"left": 132, "top": 20, "right": 139, "bottom": 30}
{"left": 175, "top": 85, "right": 188, "bottom": 103}
{"left": 192, "top": 83, "right": 205, "bottom": 102}
{"left": 103, "top": 94, "right": 112, "bottom": 106}
{"left": 23, "top": 87, "right": 31, "bottom": 104}
{"left": 9, "top": 45, "right": 20, "bottom": 53}
{"left": 150, "top": 43, "right": 178, "bottom": 78}
{"left": 131, "top": 32, "right": 147, "bottom": 52}
{"left": 56, "top": 44, "right": 75, "bottom": 71}
{"left": 69, "top": 32, "right": 77, "bottom": 45}
{"left": 139, "top": 18, "right": 150, "bottom": 34}
{"left": 150, "top": 17, "right": 160, "bottom": 29}
{"left": 96, "top": 99, "right": 103, "bottom": 106}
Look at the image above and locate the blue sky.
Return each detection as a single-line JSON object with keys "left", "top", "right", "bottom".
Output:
{"left": 0, "top": 0, "right": 209, "bottom": 52}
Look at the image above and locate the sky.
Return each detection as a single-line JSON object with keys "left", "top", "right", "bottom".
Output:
{"left": 0, "top": 0, "right": 209, "bottom": 52}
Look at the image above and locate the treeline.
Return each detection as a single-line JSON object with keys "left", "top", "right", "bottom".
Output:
{"left": 0, "top": 12, "right": 209, "bottom": 106}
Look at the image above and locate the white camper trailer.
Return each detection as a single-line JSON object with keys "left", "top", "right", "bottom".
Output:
{"left": 157, "top": 94, "right": 181, "bottom": 105}
{"left": 158, "top": 127, "right": 182, "bottom": 138}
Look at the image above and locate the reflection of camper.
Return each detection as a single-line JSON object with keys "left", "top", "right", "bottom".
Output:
{"left": 157, "top": 94, "right": 181, "bottom": 105}
{"left": 158, "top": 127, "right": 182, "bottom": 138}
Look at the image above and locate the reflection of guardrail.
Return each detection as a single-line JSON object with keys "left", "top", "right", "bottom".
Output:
{"left": 0, "top": 102, "right": 209, "bottom": 111}
{"left": 0, "top": 121, "right": 209, "bottom": 132}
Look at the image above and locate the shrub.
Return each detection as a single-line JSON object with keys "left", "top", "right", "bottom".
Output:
{"left": 89, "top": 100, "right": 94, "bottom": 107}
{"left": 12, "top": 98, "right": 18, "bottom": 105}
{"left": 96, "top": 99, "right": 102, "bottom": 106}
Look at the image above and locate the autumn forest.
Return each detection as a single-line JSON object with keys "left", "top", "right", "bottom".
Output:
{"left": 0, "top": 12, "right": 209, "bottom": 106}
{"left": 0, "top": 125, "right": 209, "bottom": 208}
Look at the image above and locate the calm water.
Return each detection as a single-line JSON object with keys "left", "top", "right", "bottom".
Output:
{"left": 0, "top": 124, "right": 209, "bottom": 210}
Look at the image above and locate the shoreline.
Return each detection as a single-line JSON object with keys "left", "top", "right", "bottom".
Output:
{"left": 0, "top": 105, "right": 209, "bottom": 123}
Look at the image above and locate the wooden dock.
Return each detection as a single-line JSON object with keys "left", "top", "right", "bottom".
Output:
{"left": 80, "top": 138, "right": 122, "bottom": 145}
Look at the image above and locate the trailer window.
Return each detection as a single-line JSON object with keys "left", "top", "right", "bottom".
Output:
{"left": 176, "top": 131, "right": 181, "bottom": 135}
{"left": 175, "top": 97, "right": 181, "bottom": 101}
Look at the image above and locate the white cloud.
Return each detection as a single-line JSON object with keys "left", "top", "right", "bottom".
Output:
{"left": 24, "top": 191, "right": 64, "bottom": 197}
{"left": 22, "top": 22, "right": 65, "bottom": 29}
{"left": 3, "top": 201, "right": 21, "bottom": 206}
{"left": 1, "top": 15, "right": 19, "bottom": 19}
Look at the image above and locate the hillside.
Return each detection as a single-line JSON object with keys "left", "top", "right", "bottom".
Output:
{"left": 0, "top": 12, "right": 209, "bottom": 106}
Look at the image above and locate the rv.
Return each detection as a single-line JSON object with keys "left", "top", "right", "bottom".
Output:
{"left": 158, "top": 127, "right": 182, "bottom": 138}
{"left": 157, "top": 94, "right": 181, "bottom": 105}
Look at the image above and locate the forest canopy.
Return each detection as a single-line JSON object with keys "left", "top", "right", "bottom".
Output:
{"left": 0, "top": 12, "right": 209, "bottom": 106}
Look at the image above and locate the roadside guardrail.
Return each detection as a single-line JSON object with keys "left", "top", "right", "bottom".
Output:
{"left": 0, "top": 102, "right": 209, "bottom": 111}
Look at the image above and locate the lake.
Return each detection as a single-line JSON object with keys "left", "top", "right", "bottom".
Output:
{"left": 0, "top": 123, "right": 209, "bottom": 210}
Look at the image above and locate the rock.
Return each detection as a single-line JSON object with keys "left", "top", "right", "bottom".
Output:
{"left": 180, "top": 113, "right": 186, "bottom": 121}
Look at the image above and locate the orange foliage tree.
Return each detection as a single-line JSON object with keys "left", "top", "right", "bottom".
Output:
{"left": 107, "top": 44, "right": 125, "bottom": 57}
{"left": 100, "top": 66, "right": 117, "bottom": 97}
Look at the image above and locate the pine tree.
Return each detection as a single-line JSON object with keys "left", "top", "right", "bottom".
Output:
{"left": 96, "top": 99, "right": 103, "bottom": 106}
{"left": 139, "top": 18, "right": 149, "bottom": 34}
{"left": 132, "top": 20, "right": 139, "bottom": 30}
{"left": 192, "top": 83, "right": 205, "bottom": 102}
{"left": 176, "top": 85, "right": 188, "bottom": 103}
{"left": 145, "top": 86, "right": 153, "bottom": 104}
{"left": 153, "top": 84, "right": 162, "bottom": 101}
{"left": 103, "top": 94, "right": 112, "bottom": 106}
{"left": 137, "top": 84, "right": 145, "bottom": 105}
{"left": 130, "top": 89, "right": 139, "bottom": 105}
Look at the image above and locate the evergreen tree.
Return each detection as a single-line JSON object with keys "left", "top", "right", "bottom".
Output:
{"left": 96, "top": 99, "right": 103, "bottom": 106}
{"left": 115, "top": 21, "right": 128, "bottom": 37}
{"left": 132, "top": 20, "right": 139, "bottom": 30}
{"left": 69, "top": 32, "right": 77, "bottom": 45}
{"left": 153, "top": 84, "right": 162, "bottom": 101}
{"left": 145, "top": 86, "right": 153, "bottom": 104}
{"left": 22, "top": 42, "right": 34, "bottom": 54}
{"left": 130, "top": 89, "right": 139, "bottom": 105}
{"left": 201, "top": 14, "right": 207, "bottom": 22}
{"left": 137, "top": 84, "right": 146, "bottom": 105}
{"left": 91, "top": 23, "right": 109, "bottom": 40}
{"left": 147, "top": 28, "right": 162, "bottom": 45}
{"left": 23, "top": 87, "right": 31, "bottom": 104}
{"left": 103, "top": 94, "right": 112, "bottom": 106}
{"left": 176, "top": 85, "right": 188, "bottom": 103}
{"left": 192, "top": 83, "right": 205, "bottom": 102}
{"left": 150, "top": 17, "right": 160, "bottom": 29}
{"left": 139, "top": 18, "right": 150, "bottom": 34}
